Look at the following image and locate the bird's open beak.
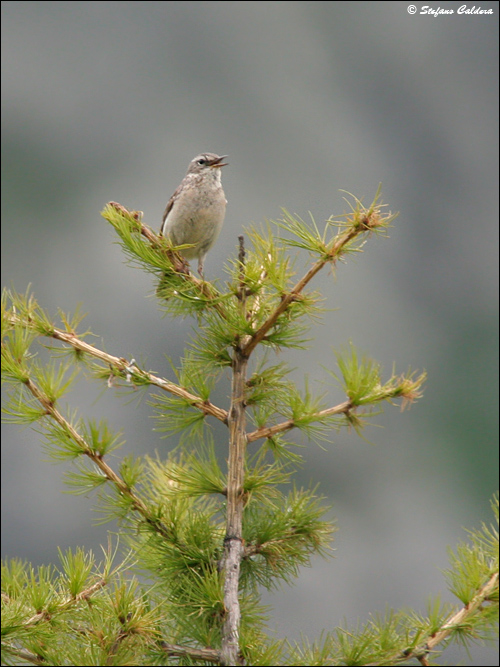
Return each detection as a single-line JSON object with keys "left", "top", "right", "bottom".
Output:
{"left": 210, "top": 155, "right": 229, "bottom": 168}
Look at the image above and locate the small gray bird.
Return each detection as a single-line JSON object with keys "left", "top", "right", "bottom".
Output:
{"left": 160, "top": 153, "right": 228, "bottom": 276}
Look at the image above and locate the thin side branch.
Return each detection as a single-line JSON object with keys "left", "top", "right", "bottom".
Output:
{"left": 366, "top": 571, "right": 499, "bottom": 666}
{"left": 426, "top": 571, "right": 499, "bottom": 651}
{"left": 23, "top": 376, "right": 173, "bottom": 540}
{"left": 107, "top": 202, "right": 227, "bottom": 314}
{"left": 23, "top": 579, "right": 107, "bottom": 627}
{"left": 246, "top": 400, "right": 352, "bottom": 442}
{"left": 7, "top": 313, "right": 228, "bottom": 424}
{"left": 241, "top": 223, "right": 363, "bottom": 359}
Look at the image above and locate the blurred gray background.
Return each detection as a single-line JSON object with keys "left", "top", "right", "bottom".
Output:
{"left": 2, "top": 2, "right": 498, "bottom": 664}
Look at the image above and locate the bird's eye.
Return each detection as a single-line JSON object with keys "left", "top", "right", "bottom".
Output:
{"left": 197, "top": 158, "right": 206, "bottom": 165}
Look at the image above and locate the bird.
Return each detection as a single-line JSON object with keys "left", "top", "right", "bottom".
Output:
{"left": 160, "top": 153, "right": 228, "bottom": 277}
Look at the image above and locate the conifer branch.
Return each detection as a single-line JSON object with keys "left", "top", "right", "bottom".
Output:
{"left": 425, "top": 571, "right": 498, "bottom": 652}
{"left": 241, "top": 207, "right": 385, "bottom": 359}
{"left": 21, "top": 375, "right": 174, "bottom": 540}
{"left": 7, "top": 312, "right": 228, "bottom": 424}
{"left": 22, "top": 579, "right": 107, "bottom": 627}
{"left": 106, "top": 202, "right": 228, "bottom": 316}
{"left": 1, "top": 578, "right": 108, "bottom": 634}
{"left": 246, "top": 400, "right": 352, "bottom": 442}
{"left": 364, "top": 571, "right": 499, "bottom": 666}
